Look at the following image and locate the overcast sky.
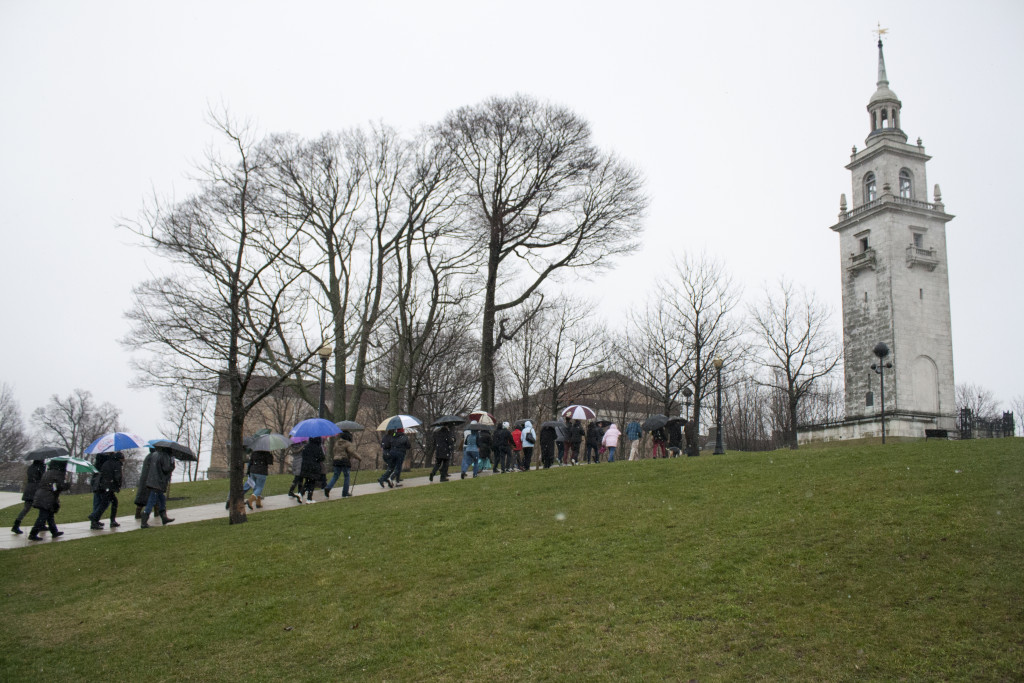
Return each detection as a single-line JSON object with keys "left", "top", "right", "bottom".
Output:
{"left": 1, "top": 0, "right": 1021, "bottom": 455}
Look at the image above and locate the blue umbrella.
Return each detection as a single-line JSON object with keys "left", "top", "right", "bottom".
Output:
{"left": 84, "top": 432, "right": 148, "bottom": 454}
{"left": 290, "top": 418, "right": 342, "bottom": 439}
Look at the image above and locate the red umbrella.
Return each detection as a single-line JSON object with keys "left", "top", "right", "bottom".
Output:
{"left": 467, "top": 409, "right": 496, "bottom": 425}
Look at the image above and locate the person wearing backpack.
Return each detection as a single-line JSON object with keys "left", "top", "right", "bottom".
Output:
{"left": 520, "top": 420, "right": 537, "bottom": 471}
{"left": 460, "top": 424, "right": 482, "bottom": 479}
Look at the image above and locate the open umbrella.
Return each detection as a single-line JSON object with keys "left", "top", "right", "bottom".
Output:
{"left": 539, "top": 420, "right": 561, "bottom": 430}
{"left": 467, "top": 409, "right": 496, "bottom": 425}
{"left": 561, "top": 405, "right": 596, "bottom": 420}
{"left": 376, "top": 414, "right": 422, "bottom": 432}
{"left": 48, "top": 455, "right": 99, "bottom": 474}
{"left": 24, "top": 446, "right": 68, "bottom": 461}
{"left": 247, "top": 433, "right": 291, "bottom": 451}
{"left": 466, "top": 423, "right": 494, "bottom": 432}
{"left": 290, "top": 418, "right": 342, "bottom": 439}
{"left": 84, "top": 432, "right": 148, "bottom": 454}
{"left": 431, "top": 415, "right": 465, "bottom": 427}
{"left": 335, "top": 420, "right": 365, "bottom": 432}
{"left": 149, "top": 439, "right": 198, "bottom": 461}
{"left": 642, "top": 414, "right": 669, "bottom": 431}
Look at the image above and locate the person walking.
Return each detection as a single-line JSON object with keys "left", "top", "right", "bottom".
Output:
{"left": 651, "top": 426, "right": 667, "bottom": 459}
{"left": 520, "top": 420, "right": 536, "bottom": 471}
{"left": 511, "top": 424, "right": 524, "bottom": 471}
{"left": 477, "top": 427, "right": 493, "bottom": 472}
{"left": 555, "top": 418, "right": 570, "bottom": 465}
{"left": 460, "top": 425, "right": 482, "bottom": 479}
{"left": 584, "top": 421, "right": 602, "bottom": 464}
{"left": 385, "top": 429, "right": 411, "bottom": 486}
{"left": 300, "top": 437, "right": 325, "bottom": 502}
{"left": 493, "top": 422, "right": 514, "bottom": 473}
{"left": 10, "top": 458, "right": 45, "bottom": 534}
{"left": 27, "top": 459, "right": 70, "bottom": 541}
{"left": 626, "top": 420, "right": 642, "bottom": 461}
{"left": 325, "top": 432, "right": 359, "bottom": 497}
{"left": 539, "top": 422, "right": 557, "bottom": 469}
{"left": 141, "top": 445, "right": 176, "bottom": 528}
{"left": 288, "top": 444, "right": 305, "bottom": 501}
{"left": 568, "top": 419, "right": 584, "bottom": 465}
{"left": 377, "top": 430, "right": 396, "bottom": 489}
{"left": 245, "top": 449, "right": 275, "bottom": 507}
{"left": 88, "top": 452, "right": 123, "bottom": 529}
{"left": 429, "top": 425, "right": 454, "bottom": 482}
{"left": 602, "top": 423, "right": 622, "bottom": 462}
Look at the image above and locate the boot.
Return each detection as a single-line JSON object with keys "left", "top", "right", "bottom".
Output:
{"left": 28, "top": 531, "right": 42, "bottom": 541}
{"left": 159, "top": 511, "right": 174, "bottom": 525}
{"left": 11, "top": 524, "right": 22, "bottom": 535}
{"left": 255, "top": 496, "right": 263, "bottom": 509}
{"left": 90, "top": 521, "right": 104, "bottom": 530}
{"left": 135, "top": 505, "right": 143, "bottom": 519}
{"left": 141, "top": 512, "right": 151, "bottom": 528}
{"left": 109, "top": 519, "right": 120, "bottom": 528}
{"left": 246, "top": 494, "right": 255, "bottom": 511}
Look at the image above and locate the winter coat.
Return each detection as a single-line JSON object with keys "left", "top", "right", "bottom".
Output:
{"left": 300, "top": 440, "right": 325, "bottom": 478}
{"left": 462, "top": 430, "right": 479, "bottom": 454}
{"left": 97, "top": 455, "right": 123, "bottom": 492}
{"left": 569, "top": 422, "right": 584, "bottom": 447}
{"left": 476, "top": 429, "right": 492, "bottom": 457}
{"left": 32, "top": 469, "right": 69, "bottom": 512}
{"left": 652, "top": 427, "right": 667, "bottom": 444}
{"left": 602, "top": 424, "right": 622, "bottom": 448}
{"left": 586, "top": 423, "right": 603, "bottom": 448}
{"left": 626, "top": 421, "right": 642, "bottom": 441}
{"left": 21, "top": 461, "right": 45, "bottom": 503}
{"left": 248, "top": 451, "right": 274, "bottom": 476}
{"left": 493, "top": 427, "right": 513, "bottom": 454}
{"left": 667, "top": 422, "right": 683, "bottom": 448}
{"left": 539, "top": 425, "right": 557, "bottom": 449}
{"left": 91, "top": 453, "right": 111, "bottom": 492}
{"left": 144, "top": 450, "right": 175, "bottom": 492}
{"left": 511, "top": 429, "right": 523, "bottom": 452}
{"left": 388, "top": 433, "right": 411, "bottom": 459}
{"left": 521, "top": 421, "right": 537, "bottom": 448}
{"left": 134, "top": 452, "right": 154, "bottom": 506}
{"left": 553, "top": 421, "right": 569, "bottom": 443}
{"left": 434, "top": 428, "right": 454, "bottom": 460}
{"left": 332, "top": 439, "right": 358, "bottom": 468}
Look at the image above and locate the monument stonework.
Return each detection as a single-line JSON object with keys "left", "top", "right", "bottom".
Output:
{"left": 802, "top": 39, "right": 956, "bottom": 442}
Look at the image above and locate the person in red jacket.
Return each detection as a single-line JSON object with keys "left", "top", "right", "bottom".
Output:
{"left": 511, "top": 425, "right": 524, "bottom": 471}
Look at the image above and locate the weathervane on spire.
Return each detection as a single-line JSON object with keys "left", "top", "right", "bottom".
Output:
{"left": 874, "top": 22, "right": 889, "bottom": 44}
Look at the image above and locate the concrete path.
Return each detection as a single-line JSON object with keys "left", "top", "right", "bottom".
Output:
{"left": 0, "top": 471, "right": 478, "bottom": 551}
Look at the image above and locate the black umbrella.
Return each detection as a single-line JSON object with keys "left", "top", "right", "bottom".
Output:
{"left": 595, "top": 420, "right": 612, "bottom": 428}
{"left": 335, "top": 420, "right": 365, "bottom": 432}
{"left": 665, "top": 417, "right": 686, "bottom": 427}
{"left": 642, "top": 414, "right": 669, "bottom": 431}
{"left": 539, "top": 421, "right": 561, "bottom": 430}
{"left": 150, "top": 439, "right": 198, "bottom": 461}
{"left": 24, "top": 446, "right": 68, "bottom": 461}
{"left": 432, "top": 415, "right": 466, "bottom": 427}
{"left": 466, "top": 423, "right": 494, "bottom": 431}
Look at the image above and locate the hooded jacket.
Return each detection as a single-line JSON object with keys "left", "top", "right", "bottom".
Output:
{"left": 98, "top": 454, "right": 123, "bottom": 492}
{"left": 602, "top": 424, "right": 622, "bottom": 448}
{"left": 21, "top": 460, "right": 46, "bottom": 502}
{"left": 586, "top": 423, "right": 603, "bottom": 447}
{"left": 144, "top": 449, "right": 176, "bottom": 492}
{"left": 521, "top": 421, "right": 537, "bottom": 448}
{"left": 32, "top": 464, "right": 69, "bottom": 512}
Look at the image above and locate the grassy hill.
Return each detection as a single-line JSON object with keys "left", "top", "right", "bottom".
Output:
{"left": 1, "top": 439, "right": 1021, "bottom": 681}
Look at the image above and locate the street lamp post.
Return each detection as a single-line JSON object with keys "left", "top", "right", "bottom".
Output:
{"left": 870, "top": 342, "right": 893, "bottom": 444}
{"left": 317, "top": 345, "right": 333, "bottom": 419}
{"left": 713, "top": 357, "right": 725, "bottom": 455}
{"left": 681, "top": 386, "right": 693, "bottom": 456}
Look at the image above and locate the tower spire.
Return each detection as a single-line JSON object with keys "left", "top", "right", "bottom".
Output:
{"left": 876, "top": 38, "right": 889, "bottom": 88}
{"left": 866, "top": 27, "right": 905, "bottom": 144}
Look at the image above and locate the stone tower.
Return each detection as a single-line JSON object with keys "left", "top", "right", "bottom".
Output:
{"left": 828, "top": 39, "right": 956, "bottom": 438}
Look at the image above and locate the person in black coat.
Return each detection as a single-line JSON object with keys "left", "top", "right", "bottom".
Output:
{"left": 11, "top": 459, "right": 45, "bottom": 534}
{"left": 429, "top": 425, "right": 454, "bottom": 482}
{"left": 300, "top": 437, "right": 325, "bottom": 502}
{"left": 135, "top": 447, "right": 166, "bottom": 519}
{"left": 492, "top": 423, "right": 514, "bottom": 473}
{"left": 88, "top": 453, "right": 123, "bottom": 529}
{"left": 538, "top": 423, "right": 557, "bottom": 469}
{"left": 568, "top": 420, "right": 584, "bottom": 465}
{"left": 585, "top": 422, "right": 603, "bottom": 464}
{"left": 387, "top": 429, "right": 411, "bottom": 486}
{"left": 477, "top": 428, "right": 493, "bottom": 471}
{"left": 27, "top": 460, "right": 70, "bottom": 541}
{"left": 141, "top": 447, "right": 176, "bottom": 528}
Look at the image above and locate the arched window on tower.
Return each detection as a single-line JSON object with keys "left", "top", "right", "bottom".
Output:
{"left": 864, "top": 172, "right": 877, "bottom": 202}
{"left": 899, "top": 168, "right": 913, "bottom": 199}
{"left": 881, "top": 109, "right": 889, "bottom": 128}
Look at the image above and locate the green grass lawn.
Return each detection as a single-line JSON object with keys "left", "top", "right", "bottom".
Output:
{"left": 0, "top": 440, "right": 1021, "bottom": 681}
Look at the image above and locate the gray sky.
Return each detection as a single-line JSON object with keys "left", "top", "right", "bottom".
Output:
{"left": 1, "top": 0, "right": 1021, "bottom": 452}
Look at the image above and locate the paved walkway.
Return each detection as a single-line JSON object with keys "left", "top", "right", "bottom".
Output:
{"left": 0, "top": 471, "right": 469, "bottom": 551}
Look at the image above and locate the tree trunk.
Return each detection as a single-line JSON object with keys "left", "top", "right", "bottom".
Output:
{"left": 227, "top": 377, "right": 248, "bottom": 525}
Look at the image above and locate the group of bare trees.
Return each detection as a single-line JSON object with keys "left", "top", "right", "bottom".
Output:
{"left": 122, "top": 96, "right": 647, "bottom": 523}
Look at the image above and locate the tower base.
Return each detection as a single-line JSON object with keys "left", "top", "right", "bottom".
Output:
{"left": 799, "top": 411, "right": 958, "bottom": 444}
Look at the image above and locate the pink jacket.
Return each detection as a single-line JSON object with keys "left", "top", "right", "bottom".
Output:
{"left": 602, "top": 424, "right": 621, "bottom": 448}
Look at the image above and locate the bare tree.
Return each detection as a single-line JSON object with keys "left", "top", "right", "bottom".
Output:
{"left": 31, "top": 389, "right": 121, "bottom": 456}
{"left": 436, "top": 94, "right": 647, "bottom": 410}
{"left": 748, "top": 278, "right": 842, "bottom": 449}
{"left": 662, "top": 252, "right": 743, "bottom": 440}
{"left": 159, "top": 384, "right": 215, "bottom": 481}
{"left": 617, "top": 300, "right": 690, "bottom": 416}
{"left": 534, "top": 300, "right": 609, "bottom": 418}
{"left": 0, "top": 383, "right": 30, "bottom": 461}
{"left": 955, "top": 383, "right": 1001, "bottom": 421}
{"left": 123, "top": 111, "right": 320, "bottom": 524}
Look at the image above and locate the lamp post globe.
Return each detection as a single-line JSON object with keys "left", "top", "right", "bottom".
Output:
{"left": 713, "top": 357, "right": 725, "bottom": 455}
{"left": 870, "top": 342, "right": 893, "bottom": 444}
{"left": 317, "top": 345, "right": 333, "bottom": 419}
{"left": 681, "top": 386, "right": 693, "bottom": 456}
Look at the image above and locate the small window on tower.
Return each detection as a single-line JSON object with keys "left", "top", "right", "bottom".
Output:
{"left": 865, "top": 172, "right": 877, "bottom": 202}
{"left": 864, "top": 291, "right": 868, "bottom": 303}
{"left": 913, "top": 233, "right": 923, "bottom": 248}
{"left": 860, "top": 237, "right": 869, "bottom": 253}
{"left": 900, "top": 169, "right": 913, "bottom": 198}
{"left": 866, "top": 392, "right": 874, "bottom": 407}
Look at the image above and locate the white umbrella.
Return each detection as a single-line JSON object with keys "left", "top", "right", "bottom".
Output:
{"left": 83, "top": 432, "right": 148, "bottom": 454}
{"left": 561, "top": 405, "right": 596, "bottom": 420}
{"left": 376, "top": 414, "right": 422, "bottom": 431}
